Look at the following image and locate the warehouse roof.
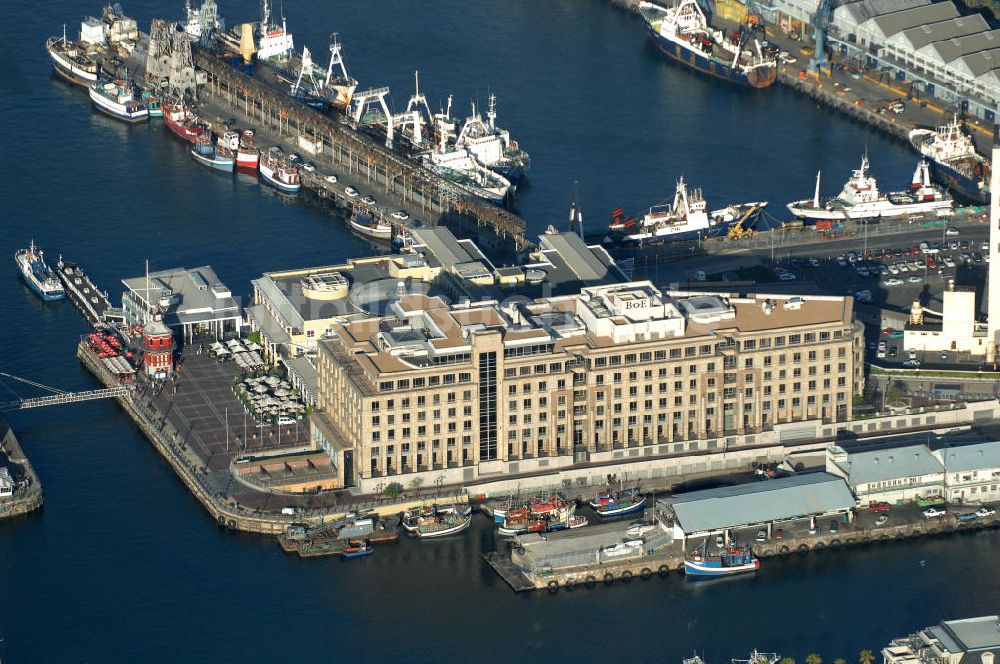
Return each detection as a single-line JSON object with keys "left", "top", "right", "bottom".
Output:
{"left": 833, "top": 0, "right": 929, "bottom": 30}
{"left": 886, "top": 15, "right": 988, "bottom": 51}
{"left": 929, "top": 616, "right": 1000, "bottom": 654}
{"left": 936, "top": 440, "right": 1000, "bottom": 473}
{"left": 918, "top": 30, "right": 1000, "bottom": 65}
{"left": 830, "top": 444, "right": 944, "bottom": 485}
{"left": 861, "top": 2, "right": 959, "bottom": 41}
{"left": 658, "top": 473, "right": 855, "bottom": 534}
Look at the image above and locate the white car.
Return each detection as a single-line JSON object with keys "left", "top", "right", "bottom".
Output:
{"left": 777, "top": 272, "right": 796, "bottom": 281}
{"left": 344, "top": 186, "right": 359, "bottom": 197}
{"left": 324, "top": 174, "right": 338, "bottom": 184}
{"left": 888, "top": 265, "right": 900, "bottom": 275}
{"left": 277, "top": 415, "right": 297, "bottom": 425}
{"left": 922, "top": 507, "right": 946, "bottom": 519}
{"left": 907, "top": 275, "right": 922, "bottom": 284}
{"left": 897, "top": 263, "right": 909, "bottom": 273}
{"left": 976, "top": 507, "right": 996, "bottom": 517}
{"left": 884, "top": 278, "right": 904, "bottom": 286}
{"left": 391, "top": 209, "right": 410, "bottom": 221}
{"left": 944, "top": 257, "right": 956, "bottom": 268}
{"left": 945, "top": 227, "right": 960, "bottom": 236}
{"left": 361, "top": 195, "right": 376, "bottom": 205}
{"left": 302, "top": 162, "right": 316, "bottom": 172}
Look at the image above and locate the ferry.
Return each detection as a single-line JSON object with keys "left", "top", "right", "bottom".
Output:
{"left": 89, "top": 79, "right": 148, "bottom": 123}
{"left": 684, "top": 544, "right": 760, "bottom": 577}
{"left": 639, "top": 0, "right": 777, "bottom": 89}
{"left": 259, "top": 148, "right": 301, "bottom": 192}
{"left": 236, "top": 130, "right": 260, "bottom": 170}
{"left": 45, "top": 27, "right": 100, "bottom": 88}
{"left": 191, "top": 134, "right": 235, "bottom": 172}
{"left": 590, "top": 486, "right": 647, "bottom": 517}
{"left": 162, "top": 100, "right": 204, "bottom": 143}
{"left": 909, "top": 117, "right": 990, "bottom": 204}
{"left": 786, "top": 157, "right": 953, "bottom": 221}
{"left": 350, "top": 210, "right": 392, "bottom": 241}
{"left": 16, "top": 241, "right": 65, "bottom": 302}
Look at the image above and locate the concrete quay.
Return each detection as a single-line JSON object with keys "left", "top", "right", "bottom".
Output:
{"left": 0, "top": 417, "right": 43, "bottom": 521}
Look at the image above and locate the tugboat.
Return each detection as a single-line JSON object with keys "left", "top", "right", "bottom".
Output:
{"left": 190, "top": 134, "right": 235, "bottom": 172}
{"left": 909, "top": 116, "right": 990, "bottom": 204}
{"left": 161, "top": 100, "right": 204, "bottom": 143}
{"left": 259, "top": 147, "right": 301, "bottom": 192}
{"left": 590, "top": 485, "right": 646, "bottom": 518}
{"left": 89, "top": 78, "right": 148, "bottom": 123}
{"left": 786, "top": 156, "right": 953, "bottom": 221}
{"left": 16, "top": 241, "right": 65, "bottom": 302}
{"left": 639, "top": 0, "right": 777, "bottom": 88}
{"left": 684, "top": 543, "right": 760, "bottom": 577}
{"left": 45, "top": 26, "right": 100, "bottom": 88}
{"left": 236, "top": 130, "right": 260, "bottom": 170}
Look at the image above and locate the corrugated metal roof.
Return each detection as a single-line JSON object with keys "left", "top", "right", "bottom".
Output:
{"left": 863, "top": 2, "right": 959, "bottom": 40}
{"left": 919, "top": 29, "right": 1000, "bottom": 64}
{"left": 538, "top": 231, "right": 609, "bottom": 283}
{"left": 658, "top": 473, "right": 856, "bottom": 534}
{"left": 834, "top": 444, "right": 944, "bottom": 485}
{"left": 938, "top": 440, "right": 1000, "bottom": 473}
{"left": 941, "top": 616, "right": 1000, "bottom": 651}
{"left": 410, "top": 227, "right": 474, "bottom": 269}
{"left": 834, "top": 0, "right": 929, "bottom": 29}
{"left": 888, "top": 15, "right": 988, "bottom": 50}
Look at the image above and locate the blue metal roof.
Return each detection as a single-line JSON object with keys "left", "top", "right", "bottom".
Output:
{"left": 658, "top": 473, "right": 856, "bottom": 534}
{"left": 835, "top": 444, "right": 944, "bottom": 485}
{"left": 938, "top": 441, "right": 1000, "bottom": 474}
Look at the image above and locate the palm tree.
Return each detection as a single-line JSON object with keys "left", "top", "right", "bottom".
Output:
{"left": 780, "top": 658, "right": 796, "bottom": 664}
{"left": 806, "top": 654, "right": 823, "bottom": 664}
{"left": 860, "top": 650, "right": 874, "bottom": 664}
{"left": 835, "top": 658, "right": 847, "bottom": 664}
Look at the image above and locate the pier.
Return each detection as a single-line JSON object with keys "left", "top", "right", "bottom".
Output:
{"left": 56, "top": 260, "right": 116, "bottom": 328}
{"left": 0, "top": 416, "right": 43, "bottom": 521}
{"left": 193, "top": 50, "right": 532, "bottom": 250}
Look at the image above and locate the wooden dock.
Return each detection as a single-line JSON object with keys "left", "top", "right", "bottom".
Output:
{"left": 193, "top": 49, "right": 531, "bottom": 249}
{"left": 483, "top": 551, "right": 536, "bottom": 592}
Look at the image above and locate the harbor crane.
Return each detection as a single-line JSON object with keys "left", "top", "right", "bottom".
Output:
{"left": 0, "top": 371, "right": 130, "bottom": 414}
{"left": 809, "top": 0, "right": 832, "bottom": 74}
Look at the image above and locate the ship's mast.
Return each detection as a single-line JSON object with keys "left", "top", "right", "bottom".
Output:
{"left": 488, "top": 94, "right": 497, "bottom": 131}
{"left": 324, "top": 33, "right": 349, "bottom": 87}
{"left": 812, "top": 171, "right": 821, "bottom": 208}
{"left": 261, "top": 0, "right": 270, "bottom": 31}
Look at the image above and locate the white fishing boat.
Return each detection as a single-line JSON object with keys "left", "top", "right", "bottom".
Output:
{"left": 89, "top": 79, "right": 148, "bottom": 123}
{"left": 453, "top": 96, "right": 530, "bottom": 183}
{"left": 45, "top": 26, "right": 100, "bottom": 87}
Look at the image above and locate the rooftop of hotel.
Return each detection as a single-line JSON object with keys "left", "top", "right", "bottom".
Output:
{"left": 322, "top": 282, "right": 854, "bottom": 378}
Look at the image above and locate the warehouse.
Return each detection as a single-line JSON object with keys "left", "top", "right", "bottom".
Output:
{"left": 826, "top": 444, "right": 946, "bottom": 504}
{"left": 656, "top": 473, "right": 856, "bottom": 544}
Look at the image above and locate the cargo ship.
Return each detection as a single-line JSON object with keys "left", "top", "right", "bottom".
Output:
{"left": 684, "top": 544, "right": 760, "bottom": 577}
{"left": 16, "top": 241, "right": 65, "bottom": 302}
{"left": 786, "top": 157, "right": 953, "bottom": 221}
{"left": 191, "top": 134, "right": 235, "bottom": 172}
{"left": 259, "top": 147, "right": 301, "bottom": 192}
{"left": 89, "top": 79, "right": 148, "bottom": 123}
{"left": 639, "top": 0, "right": 777, "bottom": 89}
{"left": 45, "top": 27, "right": 100, "bottom": 88}
{"left": 162, "top": 100, "right": 204, "bottom": 143}
{"left": 908, "top": 117, "right": 990, "bottom": 205}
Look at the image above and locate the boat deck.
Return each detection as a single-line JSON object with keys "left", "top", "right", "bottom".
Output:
{"left": 56, "top": 262, "right": 112, "bottom": 328}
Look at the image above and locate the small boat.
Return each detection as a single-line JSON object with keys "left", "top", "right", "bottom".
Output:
{"left": 260, "top": 147, "right": 301, "bottom": 192}
{"left": 236, "top": 129, "right": 260, "bottom": 170}
{"left": 45, "top": 28, "right": 100, "bottom": 87}
{"left": 350, "top": 209, "right": 392, "bottom": 241}
{"left": 141, "top": 90, "right": 163, "bottom": 118}
{"left": 89, "top": 79, "right": 148, "bottom": 123}
{"left": 16, "top": 241, "right": 65, "bottom": 302}
{"left": 191, "top": 134, "right": 235, "bottom": 172}
{"left": 590, "top": 486, "right": 646, "bottom": 518}
{"left": 416, "top": 507, "right": 472, "bottom": 539}
{"left": 162, "top": 100, "right": 204, "bottom": 143}
{"left": 401, "top": 505, "right": 434, "bottom": 533}
{"left": 684, "top": 544, "right": 760, "bottom": 577}
{"left": 341, "top": 540, "right": 372, "bottom": 559}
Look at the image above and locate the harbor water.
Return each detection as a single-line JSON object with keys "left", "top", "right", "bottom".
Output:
{"left": 2, "top": 0, "right": 996, "bottom": 660}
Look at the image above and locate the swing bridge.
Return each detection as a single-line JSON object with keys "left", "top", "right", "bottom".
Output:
{"left": 0, "top": 372, "right": 131, "bottom": 414}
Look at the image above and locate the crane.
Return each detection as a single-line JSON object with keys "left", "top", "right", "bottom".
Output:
{"left": 727, "top": 204, "right": 764, "bottom": 241}
{"left": 809, "top": 0, "right": 832, "bottom": 74}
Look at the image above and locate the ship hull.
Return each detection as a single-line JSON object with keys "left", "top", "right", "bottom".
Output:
{"left": 593, "top": 496, "right": 647, "bottom": 517}
{"left": 191, "top": 149, "right": 235, "bottom": 172}
{"left": 89, "top": 86, "right": 148, "bottom": 123}
{"left": 924, "top": 159, "right": 989, "bottom": 205}
{"left": 349, "top": 218, "right": 392, "bottom": 240}
{"left": 786, "top": 198, "right": 951, "bottom": 221}
{"left": 416, "top": 517, "right": 471, "bottom": 539}
{"left": 162, "top": 104, "right": 203, "bottom": 143}
{"left": 48, "top": 47, "right": 99, "bottom": 88}
{"left": 259, "top": 164, "right": 301, "bottom": 192}
{"left": 645, "top": 24, "right": 776, "bottom": 89}
{"left": 19, "top": 271, "right": 65, "bottom": 301}
{"left": 684, "top": 559, "right": 759, "bottom": 576}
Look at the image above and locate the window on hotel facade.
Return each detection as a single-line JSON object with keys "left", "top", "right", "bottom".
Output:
{"left": 379, "top": 381, "right": 393, "bottom": 391}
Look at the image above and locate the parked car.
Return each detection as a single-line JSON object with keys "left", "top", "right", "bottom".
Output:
{"left": 301, "top": 162, "right": 316, "bottom": 172}
{"left": 778, "top": 272, "right": 796, "bottom": 281}
{"left": 976, "top": 507, "right": 996, "bottom": 517}
{"left": 940, "top": 351, "right": 949, "bottom": 361}
{"left": 755, "top": 529, "right": 768, "bottom": 542}
{"left": 869, "top": 501, "right": 891, "bottom": 512}
{"left": 361, "top": 195, "right": 376, "bottom": 205}
{"left": 324, "top": 174, "right": 338, "bottom": 184}
{"left": 945, "top": 227, "right": 960, "bottom": 236}
{"left": 957, "top": 511, "right": 980, "bottom": 522}
{"left": 391, "top": 209, "right": 410, "bottom": 220}
{"left": 907, "top": 275, "right": 922, "bottom": 284}
{"left": 922, "top": 507, "right": 946, "bottom": 519}
{"left": 344, "top": 186, "right": 359, "bottom": 197}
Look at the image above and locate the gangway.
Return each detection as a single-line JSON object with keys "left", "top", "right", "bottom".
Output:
{"left": 0, "top": 371, "right": 131, "bottom": 413}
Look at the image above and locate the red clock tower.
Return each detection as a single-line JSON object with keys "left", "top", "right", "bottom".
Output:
{"left": 142, "top": 316, "right": 175, "bottom": 379}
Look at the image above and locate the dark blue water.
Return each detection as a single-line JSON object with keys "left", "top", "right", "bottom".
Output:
{"left": 2, "top": 0, "right": 995, "bottom": 661}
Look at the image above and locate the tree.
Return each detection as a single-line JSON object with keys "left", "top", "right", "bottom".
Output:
{"left": 805, "top": 654, "right": 823, "bottom": 664}
{"left": 780, "top": 658, "right": 796, "bottom": 664}
{"left": 834, "top": 658, "right": 847, "bottom": 664}
{"left": 383, "top": 482, "right": 404, "bottom": 500}
{"left": 859, "top": 650, "right": 874, "bottom": 664}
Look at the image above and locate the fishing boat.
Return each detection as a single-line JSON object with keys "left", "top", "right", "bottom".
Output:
{"left": 787, "top": 156, "right": 953, "bottom": 221}
{"left": 89, "top": 79, "right": 148, "bottom": 123}
{"left": 590, "top": 486, "right": 646, "bottom": 517}
{"left": 236, "top": 130, "right": 260, "bottom": 170}
{"left": 16, "top": 241, "right": 65, "bottom": 302}
{"left": 909, "top": 116, "right": 990, "bottom": 204}
{"left": 45, "top": 27, "right": 100, "bottom": 88}
{"left": 639, "top": 0, "right": 777, "bottom": 89}
{"left": 415, "top": 506, "right": 473, "bottom": 539}
{"left": 341, "top": 540, "right": 373, "bottom": 559}
{"left": 452, "top": 95, "right": 530, "bottom": 183}
{"left": 422, "top": 147, "right": 512, "bottom": 204}
{"left": 255, "top": 0, "right": 294, "bottom": 62}
{"left": 282, "top": 35, "right": 358, "bottom": 111}
{"left": 401, "top": 505, "right": 434, "bottom": 533}
{"left": 684, "top": 544, "right": 760, "bottom": 577}
{"left": 350, "top": 210, "right": 392, "bottom": 241}
{"left": 259, "top": 147, "right": 301, "bottom": 192}
{"left": 191, "top": 134, "right": 235, "bottom": 172}
{"left": 161, "top": 100, "right": 204, "bottom": 143}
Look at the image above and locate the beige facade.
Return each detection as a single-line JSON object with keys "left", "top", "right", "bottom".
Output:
{"left": 313, "top": 283, "right": 865, "bottom": 488}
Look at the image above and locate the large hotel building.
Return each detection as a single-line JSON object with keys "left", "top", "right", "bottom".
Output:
{"left": 312, "top": 280, "right": 865, "bottom": 491}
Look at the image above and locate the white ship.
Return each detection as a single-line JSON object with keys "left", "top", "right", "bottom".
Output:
{"left": 180, "top": 0, "right": 221, "bottom": 39}
{"left": 452, "top": 95, "right": 530, "bottom": 183}
{"left": 45, "top": 26, "right": 100, "bottom": 88}
{"left": 908, "top": 116, "right": 990, "bottom": 204}
{"left": 610, "top": 176, "right": 709, "bottom": 242}
{"left": 423, "top": 147, "right": 512, "bottom": 204}
{"left": 256, "top": 0, "right": 293, "bottom": 61}
{"left": 786, "top": 156, "right": 953, "bottom": 221}
{"left": 89, "top": 79, "right": 148, "bottom": 123}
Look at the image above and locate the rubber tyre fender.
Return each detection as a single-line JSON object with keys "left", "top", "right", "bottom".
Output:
{"left": 547, "top": 580, "right": 559, "bottom": 592}
{"left": 603, "top": 572, "right": 614, "bottom": 585}
{"left": 657, "top": 564, "right": 670, "bottom": 577}
{"left": 797, "top": 544, "right": 809, "bottom": 553}
{"left": 779, "top": 545, "right": 790, "bottom": 554}
{"left": 585, "top": 575, "right": 597, "bottom": 587}
{"left": 516, "top": 547, "right": 525, "bottom": 555}
{"left": 621, "top": 570, "right": 633, "bottom": 582}
{"left": 640, "top": 568, "right": 653, "bottom": 580}
{"left": 227, "top": 518, "right": 237, "bottom": 529}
